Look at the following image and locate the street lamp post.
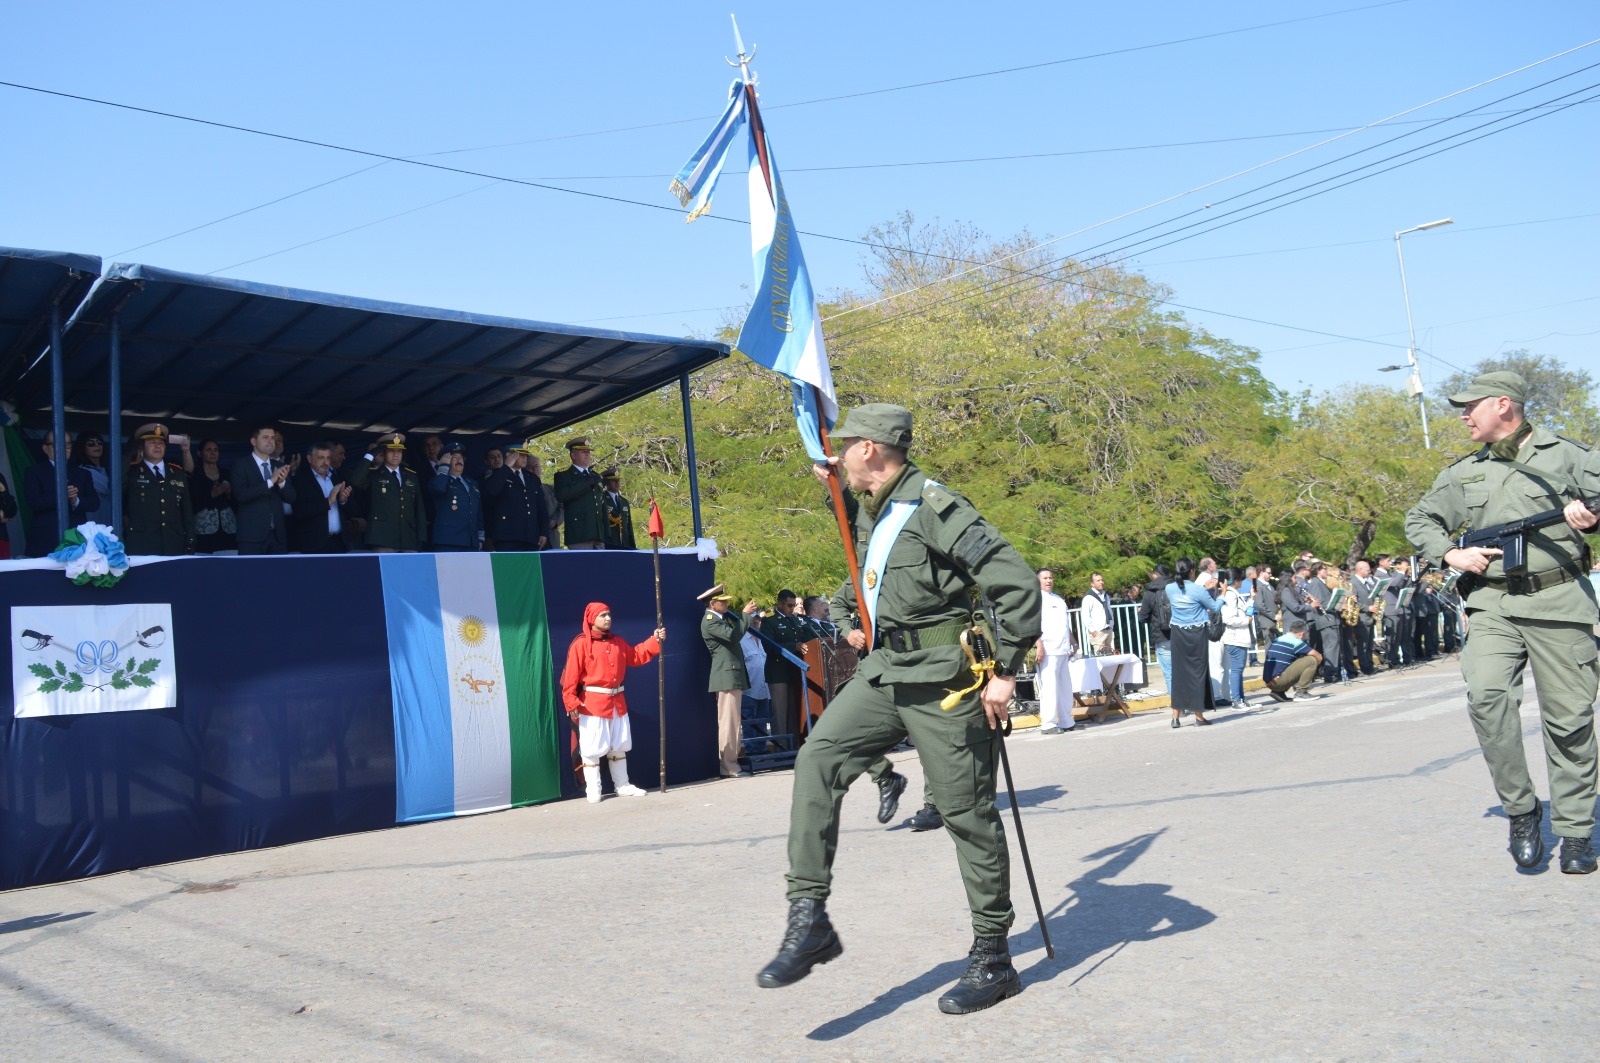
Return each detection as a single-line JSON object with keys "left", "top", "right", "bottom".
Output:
{"left": 1393, "top": 217, "right": 1453, "bottom": 450}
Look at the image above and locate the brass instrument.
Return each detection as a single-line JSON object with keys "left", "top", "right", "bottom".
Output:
{"left": 1322, "top": 567, "right": 1361, "bottom": 627}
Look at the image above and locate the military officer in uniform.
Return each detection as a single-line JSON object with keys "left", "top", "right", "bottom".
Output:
{"left": 700, "top": 585, "right": 760, "bottom": 778}
{"left": 553, "top": 437, "right": 608, "bottom": 549}
{"left": 601, "top": 468, "right": 636, "bottom": 550}
{"left": 348, "top": 433, "right": 427, "bottom": 552}
{"left": 428, "top": 446, "right": 483, "bottom": 551}
{"left": 757, "top": 404, "right": 1042, "bottom": 1015}
{"left": 1405, "top": 371, "right": 1600, "bottom": 875}
{"left": 762, "top": 589, "right": 813, "bottom": 739}
{"left": 481, "top": 438, "right": 548, "bottom": 551}
{"left": 123, "top": 424, "right": 195, "bottom": 555}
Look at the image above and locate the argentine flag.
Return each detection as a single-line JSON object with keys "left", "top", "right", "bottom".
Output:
{"left": 670, "top": 82, "right": 838, "bottom": 461}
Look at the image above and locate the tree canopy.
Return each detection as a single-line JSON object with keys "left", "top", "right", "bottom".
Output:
{"left": 550, "top": 219, "right": 1594, "bottom": 603}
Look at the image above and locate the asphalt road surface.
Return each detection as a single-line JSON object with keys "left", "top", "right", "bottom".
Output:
{"left": 2, "top": 655, "right": 1593, "bottom": 1062}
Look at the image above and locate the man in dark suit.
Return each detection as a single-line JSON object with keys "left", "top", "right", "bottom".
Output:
{"left": 231, "top": 425, "right": 297, "bottom": 555}
{"left": 481, "top": 438, "right": 548, "bottom": 551}
{"left": 23, "top": 429, "right": 99, "bottom": 556}
{"left": 1350, "top": 559, "right": 1380, "bottom": 676}
{"left": 289, "top": 441, "right": 353, "bottom": 553}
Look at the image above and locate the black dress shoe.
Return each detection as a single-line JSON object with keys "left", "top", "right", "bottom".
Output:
{"left": 756, "top": 899, "right": 843, "bottom": 988}
{"left": 937, "top": 935, "right": 1022, "bottom": 1014}
{"left": 907, "top": 803, "right": 944, "bottom": 832}
{"left": 876, "top": 771, "right": 908, "bottom": 825}
{"left": 1170, "top": 717, "right": 1181, "bottom": 729}
{"left": 1193, "top": 714, "right": 1212, "bottom": 726}
{"left": 1559, "top": 836, "right": 1598, "bottom": 875}
{"left": 1508, "top": 798, "right": 1544, "bottom": 869}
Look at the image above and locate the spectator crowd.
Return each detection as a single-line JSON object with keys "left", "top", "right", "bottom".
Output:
{"left": 0, "top": 424, "right": 650, "bottom": 559}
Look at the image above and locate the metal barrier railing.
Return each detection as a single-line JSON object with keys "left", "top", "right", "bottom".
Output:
{"left": 1067, "top": 602, "right": 1153, "bottom": 667}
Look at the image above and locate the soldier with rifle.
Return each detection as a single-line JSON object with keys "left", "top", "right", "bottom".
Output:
{"left": 1405, "top": 371, "right": 1600, "bottom": 875}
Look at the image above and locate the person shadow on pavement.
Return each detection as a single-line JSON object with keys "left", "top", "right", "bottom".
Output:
{"left": 806, "top": 829, "right": 1213, "bottom": 1040}
{"left": 1011, "top": 829, "right": 1215, "bottom": 985}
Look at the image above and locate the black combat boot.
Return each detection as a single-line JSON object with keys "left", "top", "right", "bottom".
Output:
{"left": 1559, "top": 836, "right": 1597, "bottom": 875}
{"left": 907, "top": 803, "right": 944, "bottom": 832}
{"left": 936, "top": 935, "right": 1022, "bottom": 1015}
{"left": 877, "top": 771, "right": 908, "bottom": 825}
{"left": 1508, "top": 798, "right": 1544, "bottom": 869}
{"left": 756, "top": 898, "right": 843, "bottom": 988}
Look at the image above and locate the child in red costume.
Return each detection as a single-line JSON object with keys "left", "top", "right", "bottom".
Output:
{"left": 561, "top": 601, "right": 666, "bottom": 802}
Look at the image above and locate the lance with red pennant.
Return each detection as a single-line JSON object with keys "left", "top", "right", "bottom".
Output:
{"left": 648, "top": 497, "right": 668, "bottom": 792}
{"left": 668, "top": 16, "right": 873, "bottom": 647}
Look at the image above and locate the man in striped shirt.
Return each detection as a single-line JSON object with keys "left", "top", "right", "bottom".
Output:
{"left": 1263, "top": 621, "right": 1322, "bottom": 702}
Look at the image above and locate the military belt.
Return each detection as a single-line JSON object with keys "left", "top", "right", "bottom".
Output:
{"left": 586, "top": 684, "right": 624, "bottom": 695}
{"left": 876, "top": 619, "right": 969, "bottom": 653}
{"left": 1481, "top": 566, "right": 1581, "bottom": 595}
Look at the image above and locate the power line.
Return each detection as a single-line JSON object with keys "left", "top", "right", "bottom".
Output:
{"left": 828, "top": 76, "right": 1600, "bottom": 343}
{"left": 402, "top": 0, "right": 1416, "bottom": 153}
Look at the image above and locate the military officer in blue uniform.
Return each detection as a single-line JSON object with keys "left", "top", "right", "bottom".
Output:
{"left": 123, "top": 423, "right": 195, "bottom": 555}
{"left": 481, "top": 437, "right": 549, "bottom": 551}
{"left": 428, "top": 446, "right": 483, "bottom": 551}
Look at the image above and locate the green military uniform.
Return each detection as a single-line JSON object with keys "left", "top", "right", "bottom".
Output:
{"left": 787, "top": 431, "right": 1041, "bottom": 937}
{"left": 701, "top": 607, "right": 751, "bottom": 691}
{"left": 348, "top": 443, "right": 428, "bottom": 552}
{"left": 553, "top": 438, "right": 609, "bottom": 548}
{"left": 123, "top": 460, "right": 194, "bottom": 555}
{"left": 763, "top": 610, "right": 813, "bottom": 686}
{"left": 1404, "top": 373, "right": 1600, "bottom": 845}
{"left": 602, "top": 482, "right": 636, "bottom": 550}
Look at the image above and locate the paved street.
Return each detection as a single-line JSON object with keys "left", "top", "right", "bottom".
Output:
{"left": 2, "top": 655, "right": 1594, "bottom": 1062}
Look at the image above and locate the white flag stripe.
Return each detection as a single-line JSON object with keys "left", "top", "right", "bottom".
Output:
{"left": 433, "top": 553, "right": 512, "bottom": 814}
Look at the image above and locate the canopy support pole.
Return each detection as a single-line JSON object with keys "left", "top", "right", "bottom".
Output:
{"left": 109, "top": 313, "right": 124, "bottom": 534}
{"left": 49, "top": 302, "right": 68, "bottom": 543}
{"left": 679, "top": 371, "right": 703, "bottom": 541}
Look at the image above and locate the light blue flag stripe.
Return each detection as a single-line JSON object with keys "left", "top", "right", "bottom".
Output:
{"left": 735, "top": 137, "right": 836, "bottom": 461}
{"left": 380, "top": 554, "right": 456, "bottom": 823}
{"left": 668, "top": 81, "right": 746, "bottom": 222}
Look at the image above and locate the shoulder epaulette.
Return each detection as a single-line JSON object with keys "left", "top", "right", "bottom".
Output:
{"left": 1557, "top": 434, "right": 1593, "bottom": 452}
{"left": 920, "top": 478, "right": 962, "bottom": 515}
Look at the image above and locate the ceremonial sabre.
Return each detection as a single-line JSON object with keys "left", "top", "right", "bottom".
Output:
{"left": 649, "top": 499, "right": 668, "bottom": 794}
{"left": 958, "top": 610, "right": 1055, "bottom": 959}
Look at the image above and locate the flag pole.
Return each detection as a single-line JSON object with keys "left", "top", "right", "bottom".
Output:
{"left": 730, "top": 17, "right": 874, "bottom": 649}
{"left": 650, "top": 498, "right": 667, "bottom": 793}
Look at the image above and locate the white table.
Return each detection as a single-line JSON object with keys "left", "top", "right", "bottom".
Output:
{"left": 1068, "top": 653, "right": 1146, "bottom": 717}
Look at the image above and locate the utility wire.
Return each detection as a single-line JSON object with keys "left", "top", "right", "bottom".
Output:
{"left": 827, "top": 80, "right": 1600, "bottom": 342}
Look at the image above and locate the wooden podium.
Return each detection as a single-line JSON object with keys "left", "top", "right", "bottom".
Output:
{"left": 800, "top": 639, "right": 829, "bottom": 730}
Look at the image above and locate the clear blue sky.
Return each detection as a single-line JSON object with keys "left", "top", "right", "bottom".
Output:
{"left": 3, "top": 0, "right": 1596, "bottom": 409}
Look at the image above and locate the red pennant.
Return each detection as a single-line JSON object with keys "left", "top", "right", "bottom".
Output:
{"left": 648, "top": 498, "right": 665, "bottom": 540}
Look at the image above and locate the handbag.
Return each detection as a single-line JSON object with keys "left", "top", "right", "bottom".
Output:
{"left": 1206, "top": 609, "right": 1225, "bottom": 642}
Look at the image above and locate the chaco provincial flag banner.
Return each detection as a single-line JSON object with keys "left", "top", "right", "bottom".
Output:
{"left": 379, "top": 553, "right": 561, "bottom": 822}
{"left": 11, "top": 604, "right": 178, "bottom": 717}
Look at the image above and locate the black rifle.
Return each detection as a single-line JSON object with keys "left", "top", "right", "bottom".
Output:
{"left": 1456, "top": 497, "right": 1599, "bottom": 594}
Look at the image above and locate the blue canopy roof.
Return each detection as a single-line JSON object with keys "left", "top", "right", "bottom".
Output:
{"left": 0, "top": 246, "right": 101, "bottom": 399}
{"left": 19, "top": 262, "right": 728, "bottom": 440}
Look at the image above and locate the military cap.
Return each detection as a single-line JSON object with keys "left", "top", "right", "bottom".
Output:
{"left": 601, "top": 467, "right": 620, "bottom": 481}
{"left": 565, "top": 437, "right": 592, "bottom": 452}
{"left": 1448, "top": 370, "right": 1528, "bottom": 408}
{"left": 134, "top": 422, "right": 169, "bottom": 441}
{"left": 439, "top": 441, "right": 466, "bottom": 456}
{"left": 696, "top": 583, "right": 728, "bottom": 602}
{"left": 832, "top": 403, "right": 913, "bottom": 449}
{"left": 380, "top": 432, "right": 407, "bottom": 450}
{"left": 507, "top": 437, "right": 538, "bottom": 456}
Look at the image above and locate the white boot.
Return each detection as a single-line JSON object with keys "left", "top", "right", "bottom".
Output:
{"left": 584, "top": 763, "right": 603, "bottom": 803}
{"left": 610, "top": 756, "right": 647, "bottom": 797}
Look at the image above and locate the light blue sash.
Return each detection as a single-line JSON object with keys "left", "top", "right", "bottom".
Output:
{"left": 862, "top": 499, "right": 920, "bottom": 626}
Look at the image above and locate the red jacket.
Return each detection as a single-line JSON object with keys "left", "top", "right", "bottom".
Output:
{"left": 561, "top": 601, "right": 661, "bottom": 719}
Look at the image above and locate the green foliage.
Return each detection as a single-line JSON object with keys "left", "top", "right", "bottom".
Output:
{"left": 533, "top": 217, "right": 1596, "bottom": 601}
{"left": 1435, "top": 350, "right": 1600, "bottom": 441}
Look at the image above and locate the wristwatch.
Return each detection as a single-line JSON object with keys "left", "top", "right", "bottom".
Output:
{"left": 991, "top": 663, "right": 1016, "bottom": 678}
